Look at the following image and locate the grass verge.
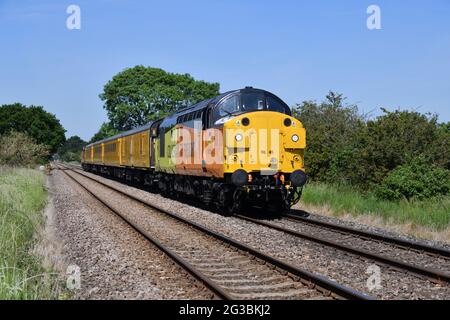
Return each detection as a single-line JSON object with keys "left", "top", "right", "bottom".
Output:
{"left": 299, "top": 183, "right": 450, "bottom": 242}
{"left": 0, "top": 166, "right": 60, "bottom": 299}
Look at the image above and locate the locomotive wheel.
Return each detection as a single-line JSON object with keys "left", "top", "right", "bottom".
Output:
{"left": 215, "top": 187, "right": 232, "bottom": 215}
{"left": 228, "top": 189, "right": 246, "bottom": 214}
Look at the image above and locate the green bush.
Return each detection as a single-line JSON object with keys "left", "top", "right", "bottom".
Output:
{"left": 375, "top": 159, "right": 450, "bottom": 201}
{"left": 357, "top": 110, "right": 450, "bottom": 186}
{"left": 0, "top": 131, "right": 49, "bottom": 166}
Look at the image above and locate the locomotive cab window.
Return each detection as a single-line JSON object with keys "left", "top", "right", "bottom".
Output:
{"left": 218, "top": 95, "right": 240, "bottom": 117}
{"left": 241, "top": 92, "right": 265, "bottom": 112}
{"left": 267, "top": 96, "right": 290, "bottom": 115}
{"left": 213, "top": 91, "right": 291, "bottom": 125}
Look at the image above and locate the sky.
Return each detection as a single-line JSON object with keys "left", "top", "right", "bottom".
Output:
{"left": 0, "top": 0, "right": 449, "bottom": 141}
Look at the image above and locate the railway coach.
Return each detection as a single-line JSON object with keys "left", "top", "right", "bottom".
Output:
{"left": 82, "top": 87, "right": 307, "bottom": 212}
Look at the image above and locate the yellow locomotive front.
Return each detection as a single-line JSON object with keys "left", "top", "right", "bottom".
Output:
{"left": 213, "top": 88, "right": 307, "bottom": 210}
{"left": 224, "top": 111, "right": 306, "bottom": 180}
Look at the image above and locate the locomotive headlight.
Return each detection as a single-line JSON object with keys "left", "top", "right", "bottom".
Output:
{"left": 235, "top": 134, "right": 243, "bottom": 142}
{"left": 291, "top": 134, "right": 299, "bottom": 142}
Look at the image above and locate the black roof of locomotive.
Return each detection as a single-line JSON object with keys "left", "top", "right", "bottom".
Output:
{"left": 168, "top": 87, "right": 287, "bottom": 117}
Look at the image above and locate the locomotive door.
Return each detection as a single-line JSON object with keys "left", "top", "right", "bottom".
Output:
{"left": 201, "top": 107, "right": 223, "bottom": 177}
{"left": 150, "top": 128, "right": 157, "bottom": 168}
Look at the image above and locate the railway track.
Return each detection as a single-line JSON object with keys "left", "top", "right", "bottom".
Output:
{"left": 62, "top": 165, "right": 449, "bottom": 262}
{"left": 285, "top": 213, "right": 450, "bottom": 258}
{"left": 56, "top": 164, "right": 373, "bottom": 300}
{"left": 235, "top": 214, "right": 450, "bottom": 284}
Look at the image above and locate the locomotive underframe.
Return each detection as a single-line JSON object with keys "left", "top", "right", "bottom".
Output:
{"left": 81, "top": 163, "right": 302, "bottom": 213}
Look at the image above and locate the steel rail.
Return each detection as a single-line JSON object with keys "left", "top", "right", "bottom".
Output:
{"left": 59, "top": 167, "right": 232, "bottom": 300}
{"left": 285, "top": 213, "right": 450, "bottom": 258}
{"left": 58, "top": 164, "right": 374, "bottom": 300}
{"left": 235, "top": 214, "right": 450, "bottom": 284}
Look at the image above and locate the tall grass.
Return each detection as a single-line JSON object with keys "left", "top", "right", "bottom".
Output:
{"left": 302, "top": 183, "right": 450, "bottom": 231}
{"left": 0, "top": 166, "right": 59, "bottom": 299}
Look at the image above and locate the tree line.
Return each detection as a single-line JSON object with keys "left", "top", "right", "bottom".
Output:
{"left": 293, "top": 92, "right": 450, "bottom": 200}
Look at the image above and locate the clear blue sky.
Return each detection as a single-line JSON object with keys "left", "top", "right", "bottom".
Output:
{"left": 1, "top": 0, "right": 449, "bottom": 141}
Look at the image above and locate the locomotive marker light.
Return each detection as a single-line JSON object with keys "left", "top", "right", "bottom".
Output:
{"left": 291, "top": 134, "right": 299, "bottom": 142}
{"left": 235, "top": 133, "right": 243, "bottom": 142}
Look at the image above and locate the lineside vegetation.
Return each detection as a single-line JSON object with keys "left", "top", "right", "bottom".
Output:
{"left": 302, "top": 183, "right": 449, "bottom": 231}
{"left": 0, "top": 167, "right": 60, "bottom": 299}
{"left": 294, "top": 92, "right": 450, "bottom": 233}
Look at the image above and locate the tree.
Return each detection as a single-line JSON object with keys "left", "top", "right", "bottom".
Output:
{"left": 0, "top": 131, "right": 49, "bottom": 166}
{"left": 440, "top": 122, "right": 450, "bottom": 134}
{"left": 359, "top": 110, "right": 450, "bottom": 185}
{"left": 100, "top": 66, "right": 220, "bottom": 130}
{"left": 0, "top": 103, "right": 66, "bottom": 154}
{"left": 89, "top": 122, "right": 120, "bottom": 143}
{"left": 57, "top": 136, "right": 87, "bottom": 162}
{"left": 292, "top": 92, "right": 366, "bottom": 184}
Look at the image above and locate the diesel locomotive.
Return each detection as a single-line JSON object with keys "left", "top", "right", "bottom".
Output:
{"left": 81, "top": 87, "right": 307, "bottom": 212}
